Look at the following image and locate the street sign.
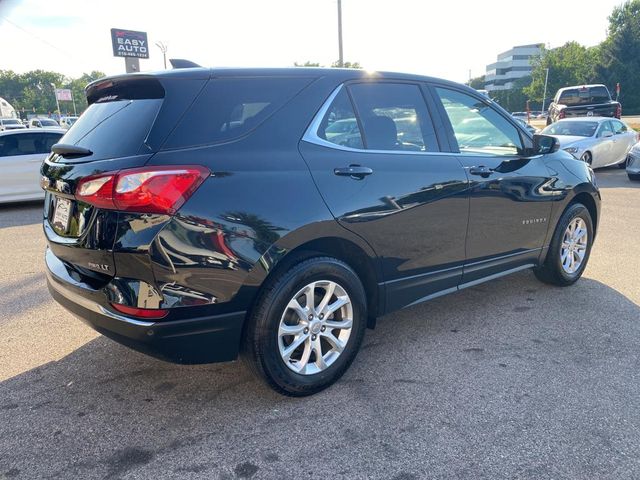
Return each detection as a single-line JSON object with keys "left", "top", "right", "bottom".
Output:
{"left": 55, "top": 89, "right": 72, "bottom": 101}
{"left": 110, "top": 28, "right": 149, "bottom": 59}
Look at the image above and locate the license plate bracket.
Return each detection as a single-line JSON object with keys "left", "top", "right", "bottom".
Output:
{"left": 52, "top": 197, "right": 72, "bottom": 233}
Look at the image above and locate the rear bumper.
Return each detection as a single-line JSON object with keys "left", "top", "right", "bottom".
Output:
{"left": 46, "top": 248, "right": 245, "bottom": 364}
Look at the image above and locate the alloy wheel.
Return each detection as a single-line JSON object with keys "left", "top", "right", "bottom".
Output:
{"left": 560, "top": 217, "right": 588, "bottom": 274}
{"left": 278, "top": 280, "right": 353, "bottom": 375}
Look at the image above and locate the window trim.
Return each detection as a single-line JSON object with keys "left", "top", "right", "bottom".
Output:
{"left": 302, "top": 83, "right": 446, "bottom": 156}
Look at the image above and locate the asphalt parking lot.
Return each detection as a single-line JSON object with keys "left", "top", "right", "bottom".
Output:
{"left": 0, "top": 168, "right": 639, "bottom": 480}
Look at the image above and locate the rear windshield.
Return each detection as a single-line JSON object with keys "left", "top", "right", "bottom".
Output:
{"left": 57, "top": 98, "right": 162, "bottom": 162}
{"left": 559, "top": 86, "right": 610, "bottom": 106}
{"left": 162, "top": 76, "right": 313, "bottom": 149}
{"left": 39, "top": 119, "right": 59, "bottom": 127}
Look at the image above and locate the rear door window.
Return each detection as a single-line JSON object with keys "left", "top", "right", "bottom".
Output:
{"left": 347, "top": 82, "right": 437, "bottom": 151}
{"left": 163, "top": 76, "right": 313, "bottom": 149}
{"left": 611, "top": 120, "right": 627, "bottom": 135}
{"left": 317, "top": 89, "right": 364, "bottom": 149}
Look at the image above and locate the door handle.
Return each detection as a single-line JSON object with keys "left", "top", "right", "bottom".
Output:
{"left": 334, "top": 165, "right": 373, "bottom": 179}
{"left": 468, "top": 165, "right": 494, "bottom": 177}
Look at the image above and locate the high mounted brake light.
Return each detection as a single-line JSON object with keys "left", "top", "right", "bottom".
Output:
{"left": 75, "top": 165, "right": 210, "bottom": 215}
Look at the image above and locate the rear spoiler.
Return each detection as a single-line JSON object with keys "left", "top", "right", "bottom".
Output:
{"left": 85, "top": 75, "right": 165, "bottom": 105}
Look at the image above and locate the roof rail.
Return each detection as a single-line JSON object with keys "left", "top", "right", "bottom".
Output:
{"left": 169, "top": 59, "right": 202, "bottom": 69}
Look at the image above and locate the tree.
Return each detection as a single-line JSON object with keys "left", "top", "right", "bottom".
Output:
{"left": 294, "top": 61, "right": 321, "bottom": 67}
{"left": 524, "top": 42, "right": 599, "bottom": 104}
{"left": 468, "top": 75, "right": 485, "bottom": 90}
{"left": 596, "top": 0, "right": 640, "bottom": 113}
{"left": 0, "top": 70, "right": 104, "bottom": 117}
{"left": 490, "top": 76, "right": 533, "bottom": 112}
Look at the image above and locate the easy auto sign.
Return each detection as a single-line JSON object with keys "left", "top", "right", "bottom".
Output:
{"left": 110, "top": 28, "right": 149, "bottom": 59}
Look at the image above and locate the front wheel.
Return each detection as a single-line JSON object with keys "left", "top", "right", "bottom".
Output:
{"left": 534, "top": 203, "right": 594, "bottom": 286}
{"left": 581, "top": 151, "right": 592, "bottom": 165}
{"left": 242, "top": 257, "right": 367, "bottom": 396}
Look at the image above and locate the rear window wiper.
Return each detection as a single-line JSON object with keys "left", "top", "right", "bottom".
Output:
{"left": 51, "top": 144, "right": 93, "bottom": 159}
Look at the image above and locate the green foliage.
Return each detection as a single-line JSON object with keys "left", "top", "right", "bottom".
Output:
{"left": 0, "top": 70, "right": 105, "bottom": 117}
{"left": 468, "top": 75, "right": 485, "bottom": 90}
{"left": 491, "top": 76, "right": 534, "bottom": 112}
{"left": 596, "top": 0, "right": 640, "bottom": 112}
{"left": 523, "top": 42, "right": 599, "bottom": 103}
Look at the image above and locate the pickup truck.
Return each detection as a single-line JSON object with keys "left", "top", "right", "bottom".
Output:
{"left": 547, "top": 84, "right": 621, "bottom": 125}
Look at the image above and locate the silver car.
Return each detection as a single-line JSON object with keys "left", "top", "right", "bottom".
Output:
{"left": 627, "top": 142, "right": 640, "bottom": 181}
{"left": 0, "top": 129, "right": 64, "bottom": 203}
{"left": 541, "top": 117, "right": 637, "bottom": 168}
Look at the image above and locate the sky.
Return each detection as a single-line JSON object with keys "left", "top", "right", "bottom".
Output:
{"left": 0, "top": 0, "right": 625, "bottom": 83}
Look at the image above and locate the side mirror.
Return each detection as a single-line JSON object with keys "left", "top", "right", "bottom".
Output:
{"left": 532, "top": 134, "right": 559, "bottom": 155}
{"left": 602, "top": 130, "right": 614, "bottom": 138}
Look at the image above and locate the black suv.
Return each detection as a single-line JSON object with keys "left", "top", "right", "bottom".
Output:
{"left": 42, "top": 67, "right": 600, "bottom": 396}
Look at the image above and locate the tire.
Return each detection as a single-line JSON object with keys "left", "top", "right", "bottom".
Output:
{"left": 628, "top": 173, "right": 640, "bottom": 181}
{"left": 581, "top": 151, "right": 592, "bottom": 165}
{"left": 534, "top": 203, "right": 594, "bottom": 286}
{"left": 242, "top": 256, "right": 367, "bottom": 396}
{"left": 618, "top": 157, "right": 628, "bottom": 169}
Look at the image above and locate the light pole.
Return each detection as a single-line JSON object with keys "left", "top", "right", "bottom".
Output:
{"left": 155, "top": 41, "right": 168, "bottom": 69}
{"left": 337, "top": 0, "right": 343, "bottom": 67}
{"left": 50, "top": 83, "right": 61, "bottom": 119}
{"left": 541, "top": 68, "right": 550, "bottom": 113}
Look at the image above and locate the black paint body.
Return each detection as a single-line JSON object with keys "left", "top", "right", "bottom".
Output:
{"left": 41, "top": 68, "right": 600, "bottom": 363}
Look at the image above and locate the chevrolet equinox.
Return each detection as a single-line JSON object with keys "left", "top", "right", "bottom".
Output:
{"left": 41, "top": 67, "right": 600, "bottom": 396}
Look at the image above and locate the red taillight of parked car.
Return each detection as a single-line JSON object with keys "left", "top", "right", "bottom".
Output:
{"left": 75, "top": 165, "right": 210, "bottom": 215}
{"left": 615, "top": 104, "right": 622, "bottom": 119}
{"left": 111, "top": 303, "right": 169, "bottom": 319}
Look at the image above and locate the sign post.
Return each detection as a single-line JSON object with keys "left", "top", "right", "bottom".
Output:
{"left": 110, "top": 28, "right": 149, "bottom": 73}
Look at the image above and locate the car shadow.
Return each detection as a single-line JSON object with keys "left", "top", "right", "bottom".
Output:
{"left": 594, "top": 166, "right": 640, "bottom": 188}
{"left": 0, "top": 201, "right": 43, "bottom": 228}
{"left": 1, "top": 271, "right": 640, "bottom": 479}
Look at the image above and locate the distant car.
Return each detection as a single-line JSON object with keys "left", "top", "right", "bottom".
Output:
{"left": 28, "top": 118, "right": 61, "bottom": 129}
{"left": 541, "top": 117, "right": 637, "bottom": 168}
{"left": 513, "top": 117, "right": 537, "bottom": 135}
{"left": 0, "top": 118, "right": 26, "bottom": 131}
{"left": 626, "top": 142, "right": 640, "bottom": 181}
{"left": 58, "top": 116, "right": 78, "bottom": 130}
{"left": 547, "top": 84, "right": 621, "bottom": 125}
{"left": 0, "top": 129, "right": 64, "bottom": 203}
{"left": 511, "top": 112, "right": 529, "bottom": 120}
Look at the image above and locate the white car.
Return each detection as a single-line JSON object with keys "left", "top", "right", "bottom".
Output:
{"left": 541, "top": 117, "right": 638, "bottom": 168}
{"left": 0, "top": 118, "right": 26, "bottom": 131}
{"left": 28, "top": 118, "right": 62, "bottom": 129}
{"left": 59, "top": 116, "right": 79, "bottom": 130}
{"left": 0, "top": 129, "right": 64, "bottom": 203}
{"left": 626, "top": 142, "right": 640, "bottom": 181}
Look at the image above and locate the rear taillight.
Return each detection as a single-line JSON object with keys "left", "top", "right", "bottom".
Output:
{"left": 615, "top": 104, "right": 622, "bottom": 119}
{"left": 558, "top": 110, "right": 566, "bottom": 119}
{"left": 76, "top": 165, "right": 210, "bottom": 215}
{"left": 111, "top": 303, "right": 168, "bottom": 319}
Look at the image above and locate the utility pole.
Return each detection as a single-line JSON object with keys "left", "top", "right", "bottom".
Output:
{"left": 337, "top": 0, "right": 344, "bottom": 67}
{"left": 50, "top": 83, "right": 61, "bottom": 119}
{"left": 71, "top": 92, "right": 77, "bottom": 116}
{"left": 541, "top": 68, "right": 550, "bottom": 113}
{"left": 155, "top": 41, "right": 168, "bottom": 69}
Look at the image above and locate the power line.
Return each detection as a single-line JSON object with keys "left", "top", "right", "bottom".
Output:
{"left": 0, "top": 16, "right": 82, "bottom": 64}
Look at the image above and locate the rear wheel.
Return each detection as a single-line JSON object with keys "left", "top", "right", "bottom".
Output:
{"left": 534, "top": 203, "right": 593, "bottom": 286}
{"left": 242, "top": 257, "right": 367, "bottom": 396}
{"left": 618, "top": 157, "right": 628, "bottom": 169}
{"left": 581, "top": 151, "right": 592, "bottom": 165}
{"left": 629, "top": 173, "right": 640, "bottom": 181}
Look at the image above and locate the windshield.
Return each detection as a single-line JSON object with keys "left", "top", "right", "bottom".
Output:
{"left": 542, "top": 121, "right": 599, "bottom": 137}
{"left": 558, "top": 86, "right": 610, "bottom": 106}
{"left": 39, "top": 119, "right": 59, "bottom": 127}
